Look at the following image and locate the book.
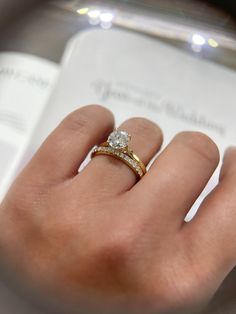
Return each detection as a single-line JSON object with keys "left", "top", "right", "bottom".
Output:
{"left": 0, "top": 52, "right": 59, "bottom": 200}
{"left": 1, "top": 29, "right": 236, "bottom": 218}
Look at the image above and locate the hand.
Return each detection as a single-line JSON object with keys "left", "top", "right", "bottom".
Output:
{"left": 0, "top": 105, "right": 235, "bottom": 314}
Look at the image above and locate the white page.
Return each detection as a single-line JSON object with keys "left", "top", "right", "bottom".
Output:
{"left": 31, "top": 29, "right": 236, "bottom": 218}
{"left": 0, "top": 52, "right": 59, "bottom": 200}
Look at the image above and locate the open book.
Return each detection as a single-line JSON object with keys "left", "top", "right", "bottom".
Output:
{"left": 0, "top": 52, "right": 58, "bottom": 200}
{"left": 1, "top": 29, "right": 236, "bottom": 217}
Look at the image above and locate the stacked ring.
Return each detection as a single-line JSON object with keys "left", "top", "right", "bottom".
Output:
{"left": 91, "top": 130, "right": 146, "bottom": 180}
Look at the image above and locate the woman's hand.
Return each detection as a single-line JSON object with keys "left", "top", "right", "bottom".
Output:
{"left": 0, "top": 105, "right": 236, "bottom": 314}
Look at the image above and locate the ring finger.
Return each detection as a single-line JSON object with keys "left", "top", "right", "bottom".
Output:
{"left": 78, "top": 117, "right": 163, "bottom": 194}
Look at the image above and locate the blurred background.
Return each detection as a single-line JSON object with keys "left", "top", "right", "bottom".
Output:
{"left": 0, "top": 0, "right": 236, "bottom": 313}
{"left": 1, "top": 0, "right": 236, "bottom": 65}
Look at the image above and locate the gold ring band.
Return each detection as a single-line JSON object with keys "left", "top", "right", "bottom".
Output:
{"left": 91, "top": 130, "right": 146, "bottom": 180}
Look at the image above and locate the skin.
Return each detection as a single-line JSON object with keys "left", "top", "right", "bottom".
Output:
{"left": 0, "top": 104, "right": 236, "bottom": 314}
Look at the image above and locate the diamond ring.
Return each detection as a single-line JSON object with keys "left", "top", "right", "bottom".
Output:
{"left": 91, "top": 130, "right": 146, "bottom": 180}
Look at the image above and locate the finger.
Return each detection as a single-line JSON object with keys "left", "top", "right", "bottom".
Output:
{"left": 183, "top": 147, "right": 236, "bottom": 278}
{"left": 132, "top": 132, "right": 219, "bottom": 227}
{"left": 23, "top": 105, "right": 114, "bottom": 185}
{"left": 78, "top": 117, "right": 163, "bottom": 194}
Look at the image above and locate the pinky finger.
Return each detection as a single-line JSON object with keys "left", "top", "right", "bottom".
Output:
{"left": 183, "top": 147, "right": 236, "bottom": 290}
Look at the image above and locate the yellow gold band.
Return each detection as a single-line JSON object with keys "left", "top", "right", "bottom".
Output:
{"left": 91, "top": 141, "right": 146, "bottom": 180}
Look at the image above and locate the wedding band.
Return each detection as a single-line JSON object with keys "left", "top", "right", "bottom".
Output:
{"left": 91, "top": 130, "right": 146, "bottom": 180}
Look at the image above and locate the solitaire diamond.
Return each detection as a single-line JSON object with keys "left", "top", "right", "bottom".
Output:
{"left": 108, "top": 130, "right": 130, "bottom": 149}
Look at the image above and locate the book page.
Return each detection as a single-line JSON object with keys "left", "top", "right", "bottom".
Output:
{"left": 0, "top": 52, "right": 59, "bottom": 200}
{"left": 30, "top": 29, "right": 236, "bottom": 218}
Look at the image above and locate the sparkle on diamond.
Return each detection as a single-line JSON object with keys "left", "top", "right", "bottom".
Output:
{"left": 108, "top": 130, "right": 130, "bottom": 149}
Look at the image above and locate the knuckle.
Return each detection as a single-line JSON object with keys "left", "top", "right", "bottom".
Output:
{"left": 127, "top": 117, "right": 162, "bottom": 140}
{"left": 63, "top": 109, "right": 93, "bottom": 134}
{"left": 83, "top": 103, "right": 111, "bottom": 112}
{"left": 220, "top": 148, "right": 236, "bottom": 181}
{"left": 96, "top": 230, "right": 135, "bottom": 268}
{"left": 62, "top": 104, "right": 114, "bottom": 134}
{"left": 175, "top": 131, "right": 219, "bottom": 164}
{"left": 81, "top": 104, "right": 113, "bottom": 120}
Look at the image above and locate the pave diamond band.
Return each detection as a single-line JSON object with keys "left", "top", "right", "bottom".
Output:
{"left": 91, "top": 130, "right": 146, "bottom": 180}
{"left": 92, "top": 145, "right": 145, "bottom": 178}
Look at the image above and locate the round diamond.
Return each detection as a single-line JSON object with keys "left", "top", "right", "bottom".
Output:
{"left": 108, "top": 130, "right": 130, "bottom": 149}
